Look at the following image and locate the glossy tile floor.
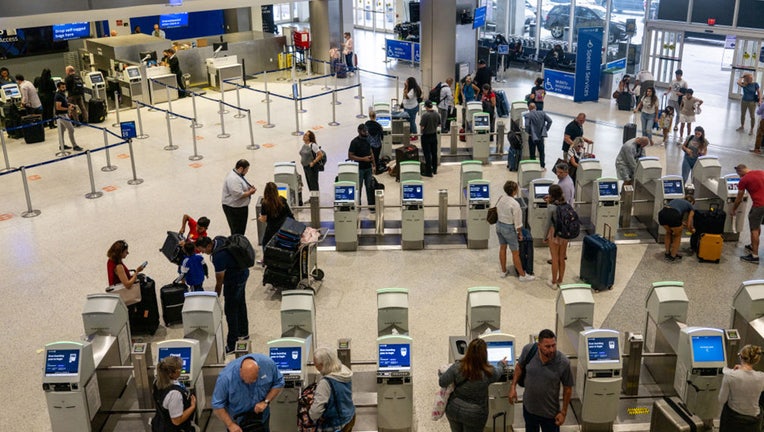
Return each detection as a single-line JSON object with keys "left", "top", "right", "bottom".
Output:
{"left": 1, "top": 32, "right": 763, "bottom": 431}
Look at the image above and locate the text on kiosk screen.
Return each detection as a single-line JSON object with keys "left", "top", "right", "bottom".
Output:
{"left": 158, "top": 347, "right": 192, "bottom": 374}
{"left": 587, "top": 337, "right": 620, "bottom": 363}
{"left": 663, "top": 180, "right": 683, "bottom": 195}
{"left": 598, "top": 182, "right": 618, "bottom": 197}
{"left": 378, "top": 343, "right": 411, "bottom": 369}
{"left": 270, "top": 347, "right": 301, "bottom": 373}
{"left": 402, "top": 185, "right": 423, "bottom": 201}
{"left": 486, "top": 340, "right": 514, "bottom": 366}
{"left": 469, "top": 184, "right": 490, "bottom": 200}
{"left": 691, "top": 335, "right": 725, "bottom": 363}
{"left": 727, "top": 179, "right": 739, "bottom": 192}
{"left": 335, "top": 186, "right": 356, "bottom": 202}
{"left": 45, "top": 349, "right": 80, "bottom": 376}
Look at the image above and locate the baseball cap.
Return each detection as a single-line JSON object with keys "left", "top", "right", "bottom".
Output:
{"left": 675, "top": 69, "right": 683, "bottom": 75}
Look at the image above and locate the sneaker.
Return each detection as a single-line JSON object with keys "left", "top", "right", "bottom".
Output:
{"left": 73, "top": 146, "right": 84, "bottom": 151}
{"left": 500, "top": 271, "right": 509, "bottom": 278}
{"left": 741, "top": 254, "right": 760, "bottom": 264}
{"left": 737, "top": 126, "right": 745, "bottom": 132}
{"left": 519, "top": 274, "right": 536, "bottom": 282}
{"left": 745, "top": 244, "right": 754, "bottom": 253}
{"left": 664, "top": 255, "right": 675, "bottom": 262}
{"left": 547, "top": 280, "right": 559, "bottom": 290}
{"left": 63, "top": 145, "right": 72, "bottom": 150}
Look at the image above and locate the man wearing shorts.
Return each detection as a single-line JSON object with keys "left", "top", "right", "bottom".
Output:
{"left": 733, "top": 164, "right": 764, "bottom": 264}
{"left": 658, "top": 196, "right": 695, "bottom": 262}
{"left": 496, "top": 181, "right": 535, "bottom": 281}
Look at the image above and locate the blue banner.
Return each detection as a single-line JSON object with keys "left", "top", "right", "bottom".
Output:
{"left": 543, "top": 69, "right": 575, "bottom": 97}
{"left": 473, "top": 6, "right": 487, "bottom": 29}
{"left": 603, "top": 58, "right": 626, "bottom": 70}
{"left": 574, "top": 27, "right": 603, "bottom": 102}
{"left": 386, "top": 39, "right": 419, "bottom": 63}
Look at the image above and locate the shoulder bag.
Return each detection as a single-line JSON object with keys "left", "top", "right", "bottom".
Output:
{"left": 486, "top": 196, "right": 502, "bottom": 225}
{"left": 516, "top": 343, "right": 538, "bottom": 387}
{"left": 106, "top": 282, "right": 142, "bottom": 306}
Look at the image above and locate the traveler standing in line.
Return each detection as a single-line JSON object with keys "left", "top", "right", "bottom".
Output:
{"left": 634, "top": 87, "right": 659, "bottom": 146}
{"left": 343, "top": 32, "right": 355, "bottom": 74}
{"left": 419, "top": 100, "right": 441, "bottom": 177}
{"left": 195, "top": 236, "right": 250, "bottom": 354}
{"left": 615, "top": 137, "right": 649, "bottom": 185}
{"left": 718, "top": 344, "right": 764, "bottom": 432}
{"left": 162, "top": 48, "right": 186, "bottom": 97}
{"left": 543, "top": 185, "right": 569, "bottom": 289}
{"left": 732, "top": 164, "right": 764, "bottom": 264}
{"left": 402, "top": 77, "right": 422, "bottom": 140}
{"left": 16, "top": 74, "right": 42, "bottom": 115}
{"left": 480, "top": 83, "right": 496, "bottom": 141}
{"left": 221, "top": 159, "right": 257, "bottom": 235}
{"left": 300, "top": 130, "right": 323, "bottom": 192}
{"left": 106, "top": 240, "right": 146, "bottom": 288}
{"left": 736, "top": 73, "right": 760, "bottom": 135}
{"left": 439, "top": 338, "right": 508, "bottom": 431}
{"left": 680, "top": 126, "right": 708, "bottom": 185}
{"left": 562, "top": 113, "right": 593, "bottom": 161}
{"left": 365, "top": 111, "right": 384, "bottom": 169}
{"left": 258, "top": 182, "right": 294, "bottom": 251}
{"left": 555, "top": 162, "right": 574, "bottom": 209}
{"left": 524, "top": 102, "right": 552, "bottom": 169}
{"left": 309, "top": 347, "right": 356, "bottom": 431}
{"left": 496, "top": 180, "right": 535, "bottom": 281}
{"left": 438, "top": 78, "right": 455, "bottom": 133}
{"left": 658, "top": 195, "right": 695, "bottom": 262}
{"left": 54, "top": 81, "right": 83, "bottom": 151}
{"left": 528, "top": 77, "right": 546, "bottom": 111}
{"left": 65, "top": 65, "right": 88, "bottom": 123}
{"left": 678, "top": 89, "right": 703, "bottom": 141}
{"left": 152, "top": 355, "right": 197, "bottom": 431}
{"left": 35, "top": 68, "right": 56, "bottom": 129}
{"left": 473, "top": 59, "right": 492, "bottom": 91}
{"left": 461, "top": 74, "right": 479, "bottom": 103}
{"left": 348, "top": 123, "right": 376, "bottom": 212}
{"left": 665, "top": 69, "right": 688, "bottom": 131}
{"left": 509, "top": 329, "right": 574, "bottom": 432}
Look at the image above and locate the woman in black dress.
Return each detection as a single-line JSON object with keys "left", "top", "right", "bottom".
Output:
{"left": 258, "top": 182, "right": 294, "bottom": 251}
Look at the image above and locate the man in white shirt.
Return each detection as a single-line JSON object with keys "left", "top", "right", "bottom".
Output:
{"left": 153, "top": 24, "right": 166, "bottom": 39}
{"left": 221, "top": 159, "right": 257, "bottom": 235}
{"left": 665, "top": 69, "right": 687, "bottom": 131}
{"left": 16, "top": 74, "right": 42, "bottom": 114}
{"left": 438, "top": 78, "right": 454, "bottom": 133}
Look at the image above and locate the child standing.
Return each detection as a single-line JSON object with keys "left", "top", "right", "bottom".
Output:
{"left": 659, "top": 106, "right": 675, "bottom": 145}
{"left": 178, "top": 242, "right": 205, "bottom": 291}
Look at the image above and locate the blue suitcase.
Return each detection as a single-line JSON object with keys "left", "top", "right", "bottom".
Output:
{"left": 495, "top": 90, "right": 509, "bottom": 118}
{"left": 579, "top": 225, "right": 616, "bottom": 291}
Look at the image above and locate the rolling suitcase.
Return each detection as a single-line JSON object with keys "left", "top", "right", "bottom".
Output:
{"left": 394, "top": 144, "right": 419, "bottom": 181}
{"left": 696, "top": 233, "right": 722, "bottom": 263}
{"left": 21, "top": 114, "right": 45, "bottom": 144}
{"left": 579, "top": 224, "right": 617, "bottom": 291}
{"left": 650, "top": 397, "right": 703, "bottom": 431}
{"left": 88, "top": 98, "right": 107, "bottom": 123}
{"left": 617, "top": 92, "right": 633, "bottom": 111}
{"left": 693, "top": 206, "right": 725, "bottom": 235}
{"left": 507, "top": 146, "right": 519, "bottom": 171}
{"left": 129, "top": 275, "right": 160, "bottom": 335}
{"left": 263, "top": 266, "right": 299, "bottom": 289}
{"left": 517, "top": 227, "right": 534, "bottom": 276}
{"left": 160, "top": 282, "right": 187, "bottom": 326}
{"left": 160, "top": 231, "right": 185, "bottom": 265}
{"left": 495, "top": 90, "right": 510, "bottom": 118}
{"left": 623, "top": 122, "right": 637, "bottom": 143}
{"left": 334, "top": 61, "right": 347, "bottom": 78}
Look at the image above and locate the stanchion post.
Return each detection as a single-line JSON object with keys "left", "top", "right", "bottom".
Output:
{"left": 322, "top": 62, "right": 330, "bottom": 90}
{"left": 190, "top": 93, "right": 203, "bottom": 128}
{"left": 332, "top": 74, "right": 341, "bottom": 105}
{"left": 164, "top": 111, "right": 178, "bottom": 150}
{"left": 356, "top": 84, "right": 366, "bottom": 119}
{"left": 292, "top": 96, "right": 303, "bottom": 136}
{"left": 219, "top": 76, "right": 229, "bottom": 114}
{"left": 84, "top": 150, "right": 104, "bottom": 199}
{"left": 0, "top": 130, "right": 17, "bottom": 172}
{"left": 354, "top": 70, "right": 363, "bottom": 100}
{"left": 135, "top": 105, "right": 149, "bottom": 139}
{"left": 217, "top": 101, "right": 231, "bottom": 138}
{"left": 329, "top": 91, "right": 340, "bottom": 126}
{"left": 246, "top": 109, "right": 260, "bottom": 150}
{"left": 263, "top": 91, "right": 275, "bottom": 129}
{"left": 20, "top": 167, "right": 41, "bottom": 218}
{"left": 111, "top": 90, "right": 122, "bottom": 127}
{"left": 396, "top": 76, "right": 400, "bottom": 99}
{"left": 166, "top": 86, "right": 177, "bottom": 119}
{"left": 126, "top": 139, "right": 144, "bottom": 185}
{"left": 262, "top": 71, "right": 272, "bottom": 103}
{"left": 234, "top": 84, "right": 246, "bottom": 119}
{"left": 189, "top": 120, "right": 203, "bottom": 161}
{"left": 298, "top": 79, "right": 306, "bottom": 113}
{"left": 101, "top": 129, "right": 117, "bottom": 172}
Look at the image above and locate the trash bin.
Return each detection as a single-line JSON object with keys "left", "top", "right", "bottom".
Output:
{"left": 529, "top": 24, "right": 537, "bottom": 38}
{"left": 599, "top": 68, "right": 625, "bottom": 99}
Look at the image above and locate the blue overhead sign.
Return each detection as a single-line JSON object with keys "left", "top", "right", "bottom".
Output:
{"left": 473, "top": 6, "right": 487, "bottom": 29}
{"left": 386, "top": 39, "right": 420, "bottom": 63}
{"left": 543, "top": 69, "right": 575, "bottom": 97}
{"left": 574, "top": 27, "right": 603, "bottom": 102}
{"left": 603, "top": 58, "right": 626, "bottom": 70}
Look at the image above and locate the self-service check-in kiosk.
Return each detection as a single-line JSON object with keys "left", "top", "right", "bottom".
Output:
{"left": 378, "top": 287, "right": 409, "bottom": 336}
{"left": 155, "top": 339, "right": 204, "bottom": 420}
{"left": 480, "top": 333, "right": 515, "bottom": 432}
{"left": 399, "top": 160, "right": 422, "bottom": 183}
{"left": 274, "top": 162, "right": 302, "bottom": 207}
{"left": 334, "top": 181, "right": 358, "bottom": 251}
{"left": 377, "top": 114, "right": 393, "bottom": 159}
{"left": 43, "top": 341, "right": 98, "bottom": 432}
{"left": 1, "top": 83, "right": 21, "bottom": 104}
{"left": 632, "top": 157, "right": 663, "bottom": 226}
{"left": 555, "top": 284, "right": 595, "bottom": 356}
{"left": 591, "top": 178, "right": 620, "bottom": 236}
{"left": 401, "top": 181, "right": 424, "bottom": 250}
{"left": 466, "top": 101, "right": 483, "bottom": 131}
{"left": 576, "top": 329, "right": 622, "bottom": 431}
{"left": 731, "top": 280, "right": 764, "bottom": 371}
{"left": 377, "top": 335, "right": 413, "bottom": 432}
{"left": 466, "top": 180, "right": 490, "bottom": 249}
{"left": 470, "top": 113, "right": 491, "bottom": 164}
{"left": 650, "top": 176, "right": 685, "bottom": 241}
{"left": 466, "top": 286, "right": 501, "bottom": 339}
{"left": 337, "top": 162, "right": 359, "bottom": 203}
{"left": 510, "top": 100, "right": 530, "bottom": 160}
{"left": 460, "top": 161, "right": 483, "bottom": 207}
{"left": 182, "top": 291, "right": 226, "bottom": 365}
{"left": 85, "top": 71, "right": 106, "bottom": 99}
{"left": 205, "top": 55, "right": 242, "bottom": 92}
{"left": 693, "top": 156, "right": 746, "bottom": 239}
{"left": 268, "top": 338, "right": 311, "bottom": 432}
{"left": 118, "top": 66, "right": 143, "bottom": 107}
{"left": 576, "top": 159, "right": 602, "bottom": 230}
{"left": 674, "top": 327, "right": 726, "bottom": 421}
{"left": 643, "top": 281, "right": 689, "bottom": 392}
{"left": 528, "top": 178, "right": 554, "bottom": 246}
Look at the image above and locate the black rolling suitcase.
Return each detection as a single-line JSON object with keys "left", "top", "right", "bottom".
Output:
{"left": 495, "top": 90, "right": 509, "bottom": 117}
{"left": 617, "top": 92, "right": 633, "bottom": 111}
{"left": 492, "top": 412, "right": 507, "bottom": 432}
{"left": 264, "top": 244, "right": 299, "bottom": 271}
{"left": 160, "top": 282, "right": 187, "bottom": 326}
{"left": 160, "top": 231, "right": 185, "bottom": 265}
{"left": 88, "top": 98, "right": 107, "bottom": 123}
{"left": 263, "top": 266, "right": 299, "bottom": 289}
{"left": 517, "top": 227, "right": 534, "bottom": 276}
{"left": 394, "top": 144, "right": 419, "bottom": 181}
{"left": 623, "top": 122, "right": 637, "bottom": 143}
{"left": 129, "top": 275, "right": 160, "bottom": 335}
{"left": 579, "top": 224, "right": 617, "bottom": 291}
{"left": 21, "top": 114, "right": 45, "bottom": 144}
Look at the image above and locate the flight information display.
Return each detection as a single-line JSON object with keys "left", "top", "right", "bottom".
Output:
{"left": 45, "top": 349, "right": 80, "bottom": 376}
{"left": 378, "top": 343, "right": 411, "bottom": 370}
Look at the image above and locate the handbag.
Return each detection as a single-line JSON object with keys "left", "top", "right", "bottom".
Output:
{"left": 612, "top": 90, "right": 621, "bottom": 99}
{"left": 432, "top": 384, "right": 454, "bottom": 420}
{"left": 486, "top": 196, "right": 501, "bottom": 225}
{"left": 106, "top": 282, "right": 142, "bottom": 306}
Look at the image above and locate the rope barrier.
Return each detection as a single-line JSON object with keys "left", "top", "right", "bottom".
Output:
{"left": 133, "top": 101, "right": 194, "bottom": 122}
{"left": 354, "top": 67, "right": 397, "bottom": 80}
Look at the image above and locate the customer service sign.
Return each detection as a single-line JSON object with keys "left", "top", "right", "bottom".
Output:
{"left": 574, "top": 27, "right": 603, "bottom": 102}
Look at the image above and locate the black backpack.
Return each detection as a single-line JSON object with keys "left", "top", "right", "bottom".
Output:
{"left": 428, "top": 82, "right": 444, "bottom": 103}
{"left": 215, "top": 235, "right": 256, "bottom": 269}
{"left": 70, "top": 75, "right": 85, "bottom": 95}
{"left": 555, "top": 203, "right": 581, "bottom": 240}
{"left": 312, "top": 147, "right": 327, "bottom": 171}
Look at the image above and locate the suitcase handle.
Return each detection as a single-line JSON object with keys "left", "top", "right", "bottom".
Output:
{"left": 603, "top": 223, "right": 613, "bottom": 242}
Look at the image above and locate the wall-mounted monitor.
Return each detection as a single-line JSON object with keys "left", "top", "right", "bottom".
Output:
{"left": 486, "top": 340, "right": 514, "bottom": 367}
{"left": 377, "top": 116, "right": 391, "bottom": 128}
{"left": 663, "top": 179, "right": 683, "bottom": 195}
{"left": 469, "top": 183, "right": 490, "bottom": 200}
{"left": 402, "top": 184, "right": 423, "bottom": 201}
{"left": 378, "top": 343, "right": 411, "bottom": 370}
{"left": 52, "top": 22, "right": 90, "bottom": 41}
{"left": 269, "top": 346, "right": 302, "bottom": 374}
{"left": 334, "top": 185, "right": 356, "bottom": 203}
{"left": 157, "top": 346, "right": 192, "bottom": 374}
{"left": 45, "top": 349, "right": 80, "bottom": 377}
{"left": 598, "top": 181, "right": 618, "bottom": 197}
{"left": 587, "top": 337, "right": 620, "bottom": 363}
{"left": 533, "top": 184, "right": 550, "bottom": 199}
{"left": 691, "top": 335, "right": 725, "bottom": 363}
{"left": 473, "top": 115, "right": 490, "bottom": 127}
{"left": 160, "top": 13, "right": 189, "bottom": 29}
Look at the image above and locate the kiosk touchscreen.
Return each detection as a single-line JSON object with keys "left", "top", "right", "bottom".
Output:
{"left": 1, "top": 83, "right": 21, "bottom": 103}
{"left": 401, "top": 181, "right": 424, "bottom": 249}
{"left": 156, "top": 339, "right": 205, "bottom": 422}
{"left": 125, "top": 66, "right": 141, "bottom": 82}
{"left": 377, "top": 288, "right": 409, "bottom": 336}
{"left": 377, "top": 115, "right": 391, "bottom": 128}
{"left": 334, "top": 181, "right": 358, "bottom": 251}
{"left": 466, "top": 180, "right": 490, "bottom": 249}
{"left": 466, "top": 287, "right": 501, "bottom": 339}
{"left": 182, "top": 291, "right": 225, "bottom": 365}
{"left": 674, "top": 327, "right": 726, "bottom": 420}
{"left": 590, "top": 178, "right": 620, "bottom": 236}
{"left": 719, "top": 174, "right": 746, "bottom": 236}
{"left": 337, "top": 162, "right": 359, "bottom": 200}
{"left": 480, "top": 332, "right": 515, "bottom": 431}
{"left": 86, "top": 72, "right": 106, "bottom": 98}
{"left": 575, "top": 329, "right": 622, "bottom": 426}
{"left": 377, "top": 334, "right": 413, "bottom": 432}
{"left": 43, "top": 341, "right": 98, "bottom": 432}
{"left": 470, "top": 113, "right": 491, "bottom": 163}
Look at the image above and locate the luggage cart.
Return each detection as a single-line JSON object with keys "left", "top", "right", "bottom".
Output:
{"left": 263, "top": 228, "right": 327, "bottom": 292}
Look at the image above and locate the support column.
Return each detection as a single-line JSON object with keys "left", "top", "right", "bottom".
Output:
{"left": 420, "top": 0, "right": 458, "bottom": 89}
{"left": 311, "top": 0, "right": 353, "bottom": 74}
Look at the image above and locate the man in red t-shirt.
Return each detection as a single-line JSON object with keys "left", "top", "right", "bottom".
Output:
{"left": 180, "top": 215, "right": 210, "bottom": 243}
{"left": 733, "top": 164, "right": 764, "bottom": 264}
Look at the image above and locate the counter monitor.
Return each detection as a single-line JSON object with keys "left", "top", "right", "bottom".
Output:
{"left": 334, "top": 185, "right": 356, "bottom": 203}
{"left": 598, "top": 181, "right": 618, "bottom": 197}
{"left": 269, "top": 346, "right": 302, "bottom": 375}
{"left": 533, "top": 184, "right": 550, "bottom": 199}
{"left": 378, "top": 343, "right": 411, "bottom": 370}
{"left": 691, "top": 335, "right": 725, "bottom": 363}
{"left": 486, "top": 340, "right": 514, "bottom": 367}
{"left": 45, "top": 349, "right": 80, "bottom": 377}
{"left": 402, "top": 184, "right": 423, "bottom": 201}
{"left": 469, "top": 184, "right": 490, "bottom": 201}
{"left": 126, "top": 68, "right": 141, "bottom": 79}
{"left": 663, "top": 179, "right": 683, "bottom": 195}
{"left": 157, "top": 346, "right": 192, "bottom": 374}
{"left": 587, "top": 337, "right": 620, "bottom": 363}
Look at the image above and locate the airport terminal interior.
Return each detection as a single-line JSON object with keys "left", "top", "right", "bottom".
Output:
{"left": 3, "top": 2, "right": 764, "bottom": 431}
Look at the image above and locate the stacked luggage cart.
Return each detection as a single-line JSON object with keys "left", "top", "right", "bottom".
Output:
{"left": 263, "top": 218, "right": 326, "bottom": 292}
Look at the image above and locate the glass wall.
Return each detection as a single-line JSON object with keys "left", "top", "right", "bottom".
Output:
{"left": 353, "top": 0, "right": 397, "bottom": 33}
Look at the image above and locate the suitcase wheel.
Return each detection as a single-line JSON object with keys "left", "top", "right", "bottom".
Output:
{"left": 312, "top": 269, "right": 324, "bottom": 281}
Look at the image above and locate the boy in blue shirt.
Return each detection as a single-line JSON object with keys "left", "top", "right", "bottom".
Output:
{"left": 178, "top": 242, "right": 205, "bottom": 291}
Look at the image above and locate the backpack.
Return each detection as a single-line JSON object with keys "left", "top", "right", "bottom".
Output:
{"left": 507, "top": 120, "right": 523, "bottom": 150}
{"left": 70, "top": 74, "right": 85, "bottom": 95}
{"left": 215, "top": 235, "right": 256, "bottom": 269}
{"left": 312, "top": 146, "right": 327, "bottom": 171}
{"left": 428, "top": 82, "right": 444, "bottom": 104}
{"left": 555, "top": 203, "right": 580, "bottom": 240}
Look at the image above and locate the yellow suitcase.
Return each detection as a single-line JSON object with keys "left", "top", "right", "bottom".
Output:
{"left": 697, "top": 233, "right": 722, "bottom": 263}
